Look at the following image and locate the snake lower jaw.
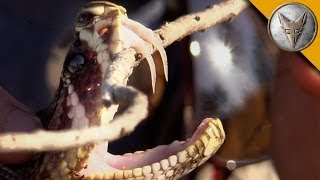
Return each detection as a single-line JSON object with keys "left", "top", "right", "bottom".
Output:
{"left": 79, "top": 118, "right": 225, "bottom": 179}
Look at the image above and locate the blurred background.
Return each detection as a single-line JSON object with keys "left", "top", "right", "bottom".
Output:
{"left": 0, "top": 0, "right": 280, "bottom": 179}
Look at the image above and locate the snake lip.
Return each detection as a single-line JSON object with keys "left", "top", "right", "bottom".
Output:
{"left": 80, "top": 118, "right": 224, "bottom": 177}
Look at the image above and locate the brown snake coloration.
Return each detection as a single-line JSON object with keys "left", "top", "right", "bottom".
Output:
{"left": 0, "top": 1, "right": 225, "bottom": 179}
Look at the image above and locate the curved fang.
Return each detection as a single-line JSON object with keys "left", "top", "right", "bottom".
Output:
{"left": 122, "top": 18, "right": 168, "bottom": 81}
{"left": 122, "top": 27, "right": 157, "bottom": 92}
{"left": 136, "top": 45, "right": 157, "bottom": 93}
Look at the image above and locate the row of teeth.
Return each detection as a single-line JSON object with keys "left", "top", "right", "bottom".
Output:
{"left": 80, "top": 119, "right": 224, "bottom": 180}
{"left": 121, "top": 141, "right": 185, "bottom": 156}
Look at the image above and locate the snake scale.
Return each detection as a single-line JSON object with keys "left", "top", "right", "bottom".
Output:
{"left": 0, "top": 1, "right": 225, "bottom": 179}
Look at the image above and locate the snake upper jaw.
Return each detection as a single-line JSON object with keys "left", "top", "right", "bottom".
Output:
{"left": 78, "top": 17, "right": 168, "bottom": 93}
{"left": 121, "top": 18, "right": 168, "bottom": 81}
{"left": 119, "top": 17, "right": 168, "bottom": 93}
{"left": 75, "top": 0, "right": 168, "bottom": 93}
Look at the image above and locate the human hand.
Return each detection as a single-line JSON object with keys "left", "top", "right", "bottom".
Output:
{"left": 270, "top": 52, "right": 320, "bottom": 179}
{"left": 0, "top": 87, "right": 42, "bottom": 164}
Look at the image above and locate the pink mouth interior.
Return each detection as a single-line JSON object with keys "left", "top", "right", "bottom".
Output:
{"left": 80, "top": 118, "right": 212, "bottom": 174}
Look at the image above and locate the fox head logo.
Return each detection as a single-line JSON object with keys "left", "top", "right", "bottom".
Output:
{"left": 278, "top": 12, "right": 307, "bottom": 48}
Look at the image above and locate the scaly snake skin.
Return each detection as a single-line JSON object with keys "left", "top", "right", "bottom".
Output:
{"left": 1, "top": 1, "right": 225, "bottom": 179}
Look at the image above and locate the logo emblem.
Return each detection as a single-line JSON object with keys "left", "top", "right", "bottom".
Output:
{"left": 268, "top": 3, "right": 317, "bottom": 51}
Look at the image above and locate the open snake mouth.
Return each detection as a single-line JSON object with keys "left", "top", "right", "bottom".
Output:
{"left": 65, "top": 24, "right": 224, "bottom": 180}
{"left": 62, "top": 47, "right": 225, "bottom": 179}
{"left": 78, "top": 118, "right": 224, "bottom": 179}
{"left": 62, "top": 59, "right": 224, "bottom": 179}
{"left": 62, "top": 60, "right": 225, "bottom": 179}
{"left": 43, "top": 2, "right": 224, "bottom": 179}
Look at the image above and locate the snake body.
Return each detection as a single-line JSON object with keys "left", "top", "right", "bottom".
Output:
{"left": 1, "top": 2, "right": 225, "bottom": 179}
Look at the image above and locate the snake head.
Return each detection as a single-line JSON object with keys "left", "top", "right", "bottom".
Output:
{"left": 39, "top": 2, "right": 225, "bottom": 180}
{"left": 72, "top": 1, "right": 168, "bottom": 93}
{"left": 75, "top": 1, "right": 126, "bottom": 32}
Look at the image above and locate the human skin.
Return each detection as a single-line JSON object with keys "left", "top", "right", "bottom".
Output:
{"left": 0, "top": 87, "right": 41, "bottom": 164}
{"left": 0, "top": 0, "right": 83, "bottom": 165}
{"left": 270, "top": 52, "right": 320, "bottom": 180}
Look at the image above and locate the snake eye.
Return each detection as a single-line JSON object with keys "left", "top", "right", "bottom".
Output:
{"left": 68, "top": 54, "right": 87, "bottom": 73}
{"left": 76, "top": 12, "right": 96, "bottom": 27}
